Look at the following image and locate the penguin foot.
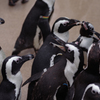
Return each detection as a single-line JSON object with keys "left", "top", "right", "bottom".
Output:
{"left": 9, "top": 0, "right": 15, "bottom": 6}
{"left": 21, "top": 0, "right": 29, "bottom": 4}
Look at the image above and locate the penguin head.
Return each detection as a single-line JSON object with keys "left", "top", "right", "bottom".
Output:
{"left": 0, "top": 18, "right": 5, "bottom": 25}
{"left": 2, "top": 54, "right": 34, "bottom": 79}
{"left": 50, "top": 42, "right": 84, "bottom": 76}
{"left": 87, "top": 41, "right": 100, "bottom": 74}
{"left": 52, "top": 17, "right": 80, "bottom": 42}
{"left": 64, "top": 43, "right": 84, "bottom": 77}
{"left": 80, "top": 21, "right": 94, "bottom": 37}
{"left": 82, "top": 83, "right": 100, "bottom": 100}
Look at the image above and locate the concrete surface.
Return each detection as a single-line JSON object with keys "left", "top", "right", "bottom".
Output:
{"left": 0, "top": 0, "right": 100, "bottom": 100}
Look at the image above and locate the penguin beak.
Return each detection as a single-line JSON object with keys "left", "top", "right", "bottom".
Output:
{"left": 0, "top": 18, "right": 5, "bottom": 25}
{"left": 12, "top": 54, "right": 34, "bottom": 75}
{"left": 21, "top": 54, "right": 34, "bottom": 63}
{"left": 50, "top": 42, "right": 66, "bottom": 52}
{"left": 68, "top": 19, "right": 81, "bottom": 26}
{"left": 93, "top": 31, "right": 100, "bottom": 39}
{"left": 82, "top": 21, "right": 88, "bottom": 30}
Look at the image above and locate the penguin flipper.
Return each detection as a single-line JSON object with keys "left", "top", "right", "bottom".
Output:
{"left": 22, "top": 71, "right": 43, "bottom": 87}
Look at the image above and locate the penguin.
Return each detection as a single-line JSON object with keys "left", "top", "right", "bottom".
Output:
{"left": 25, "top": 42, "right": 84, "bottom": 100}
{"left": 0, "top": 54, "right": 34, "bottom": 100}
{"left": 65, "top": 40, "right": 100, "bottom": 100}
{"left": 26, "top": 17, "right": 81, "bottom": 100}
{"left": 0, "top": 47, "right": 6, "bottom": 83}
{"left": 73, "top": 21, "right": 99, "bottom": 68}
{"left": 0, "top": 18, "right": 5, "bottom": 25}
{"left": 81, "top": 83, "right": 100, "bottom": 100}
{"left": 9, "top": 0, "right": 29, "bottom": 6}
{"left": 12, "top": 0, "right": 55, "bottom": 56}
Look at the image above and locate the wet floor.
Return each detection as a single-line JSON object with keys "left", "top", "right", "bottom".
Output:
{"left": 0, "top": 0, "right": 100, "bottom": 100}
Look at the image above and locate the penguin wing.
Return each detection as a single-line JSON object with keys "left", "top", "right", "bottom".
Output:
{"left": 22, "top": 71, "right": 43, "bottom": 86}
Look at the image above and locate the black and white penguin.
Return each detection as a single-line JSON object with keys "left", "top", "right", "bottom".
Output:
{"left": 81, "top": 83, "right": 100, "bottom": 100}
{"left": 66, "top": 41, "right": 100, "bottom": 100}
{"left": 12, "top": 0, "right": 55, "bottom": 56}
{"left": 0, "top": 54, "right": 34, "bottom": 100}
{"left": 73, "top": 21, "right": 99, "bottom": 68}
{"left": 27, "top": 43, "right": 84, "bottom": 100}
{"left": 26, "top": 17, "right": 81, "bottom": 100}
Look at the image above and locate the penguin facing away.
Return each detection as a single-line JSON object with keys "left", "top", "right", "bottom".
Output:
{"left": 0, "top": 54, "right": 34, "bottom": 100}
{"left": 29, "top": 42, "right": 84, "bottom": 100}
{"left": 81, "top": 83, "right": 100, "bottom": 100}
{"left": 66, "top": 41, "right": 100, "bottom": 100}
{"left": 12, "top": 0, "right": 55, "bottom": 56}
{"left": 27, "top": 17, "right": 81, "bottom": 100}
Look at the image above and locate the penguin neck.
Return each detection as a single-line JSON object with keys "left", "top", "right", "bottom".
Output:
{"left": 79, "top": 36, "right": 94, "bottom": 51}
{"left": 53, "top": 31, "right": 69, "bottom": 43}
{"left": 64, "top": 57, "right": 80, "bottom": 86}
{"left": 5, "top": 65, "right": 22, "bottom": 99}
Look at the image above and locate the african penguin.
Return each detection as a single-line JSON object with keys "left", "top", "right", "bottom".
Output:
{"left": 65, "top": 41, "right": 100, "bottom": 100}
{"left": 26, "top": 42, "right": 84, "bottom": 100}
{"left": 27, "top": 17, "right": 81, "bottom": 100}
{"left": 12, "top": 0, "right": 55, "bottom": 56}
{"left": 0, "top": 54, "right": 34, "bottom": 100}
{"left": 73, "top": 21, "right": 99, "bottom": 68}
{"left": 81, "top": 83, "right": 100, "bottom": 100}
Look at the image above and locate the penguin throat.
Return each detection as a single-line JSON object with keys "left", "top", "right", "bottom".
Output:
{"left": 53, "top": 31, "right": 69, "bottom": 43}
{"left": 6, "top": 63, "right": 22, "bottom": 99}
{"left": 64, "top": 60, "right": 78, "bottom": 86}
{"left": 64, "top": 54, "right": 80, "bottom": 86}
{"left": 79, "top": 36, "right": 94, "bottom": 50}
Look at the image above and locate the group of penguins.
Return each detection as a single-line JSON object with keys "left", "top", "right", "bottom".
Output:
{"left": 0, "top": 0, "right": 100, "bottom": 100}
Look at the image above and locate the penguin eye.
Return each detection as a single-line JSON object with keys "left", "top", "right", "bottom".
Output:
{"left": 91, "top": 90, "right": 97, "bottom": 94}
{"left": 16, "top": 59, "right": 20, "bottom": 63}
{"left": 63, "top": 22, "right": 68, "bottom": 26}
{"left": 67, "top": 48, "right": 71, "bottom": 53}
{"left": 88, "top": 23, "right": 94, "bottom": 31}
{"left": 15, "top": 58, "right": 21, "bottom": 63}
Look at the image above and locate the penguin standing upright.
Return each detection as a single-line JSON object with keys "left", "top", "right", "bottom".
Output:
{"left": 73, "top": 21, "right": 99, "bottom": 68}
{"left": 26, "top": 17, "right": 81, "bottom": 100}
{"left": 12, "top": 0, "right": 55, "bottom": 56}
{"left": 0, "top": 54, "right": 34, "bottom": 100}
{"left": 66, "top": 41, "right": 100, "bottom": 100}
{"left": 28, "top": 42, "right": 84, "bottom": 100}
